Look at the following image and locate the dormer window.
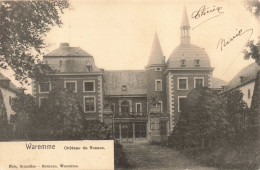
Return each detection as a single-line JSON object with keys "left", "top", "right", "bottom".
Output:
{"left": 86, "top": 66, "right": 92, "bottom": 72}
{"left": 155, "top": 67, "right": 162, "bottom": 71}
{"left": 195, "top": 59, "right": 200, "bottom": 66}
{"left": 180, "top": 59, "right": 186, "bottom": 67}
{"left": 121, "top": 85, "right": 127, "bottom": 91}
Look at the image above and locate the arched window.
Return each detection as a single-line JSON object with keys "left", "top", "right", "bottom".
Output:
{"left": 121, "top": 101, "right": 130, "bottom": 113}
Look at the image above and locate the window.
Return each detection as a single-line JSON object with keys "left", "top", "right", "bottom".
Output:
{"left": 83, "top": 80, "right": 95, "bottom": 92}
{"left": 121, "top": 101, "right": 130, "bottom": 113}
{"left": 195, "top": 59, "right": 200, "bottom": 66}
{"left": 178, "top": 78, "right": 188, "bottom": 90}
{"left": 84, "top": 96, "right": 96, "bottom": 112}
{"left": 178, "top": 96, "right": 187, "bottom": 112}
{"left": 135, "top": 122, "right": 147, "bottom": 138}
{"left": 155, "top": 67, "right": 162, "bottom": 71}
{"left": 248, "top": 89, "right": 251, "bottom": 99}
{"left": 194, "top": 77, "right": 204, "bottom": 88}
{"left": 180, "top": 59, "right": 186, "bottom": 67}
{"left": 136, "top": 103, "right": 142, "bottom": 113}
{"left": 121, "top": 85, "right": 127, "bottom": 91}
{"left": 86, "top": 66, "right": 92, "bottom": 72}
{"left": 64, "top": 81, "right": 77, "bottom": 92}
{"left": 156, "top": 101, "right": 163, "bottom": 112}
{"left": 110, "top": 104, "right": 115, "bottom": 113}
{"left": 39, "top": 97, "right": 48, "bottom": 107}
{"left": 155, "top": 79, "right": 162, "bottom": 91}
{"left": 160, "top": 121, "right": 167, "bottom": 135}
{"left": 39, "top": 81, "right": 51, "bottom": 93}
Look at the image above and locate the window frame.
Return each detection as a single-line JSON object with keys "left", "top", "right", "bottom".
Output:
{"left": 83, "top": 80, "right": 95, "bottom": 92}
{"left": 178, "top": 77, "right": 188, "bottom": 90}
{"left": 39, "top": 81, "right": 51, "bottom": 93}
{"left": 194, "top": 77, "right": 204, "bottom": 88}
{"left": 178, "top": 96, "right": 187, "bottom": 112}
{"left": 135, "top": 103, "right": 142, "bottom": 113}
{"left": 39, "top": 97, "right": 48, "bottom": 107}
{"left": 64, "top": 81, "right": 77, "bottom": 92}
{"left": 156, "top": 101, "right": 163, "bottom": 112}
{"left": 155, "top": 79, "right": 162, "bottom": 91}
{"left": 83, "top": 96, "right": 96, "bottom": 113}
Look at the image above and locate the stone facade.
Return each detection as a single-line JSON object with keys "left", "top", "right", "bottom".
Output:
{"left": 33, "top": 8, "right": 218, "bottom": 143}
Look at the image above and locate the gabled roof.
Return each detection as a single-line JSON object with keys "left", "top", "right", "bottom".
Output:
{"left": 0, "top": 72, "right": 20, "bottom": 93}
{"left": 212, "top": 77, "right": 227, "bottom": 89}
{"left": 104, "top": 70, "right": 147, "bottom": 96}
{"left": 227, "top": 62, "right": 260, "bottom": 90}
{"left": 146, "top": 32, "right": 165, "bottom": 68}
{"left": 45, "top": 43, "right": 92, "bottom": 57}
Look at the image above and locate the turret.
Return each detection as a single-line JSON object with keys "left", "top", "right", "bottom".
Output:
{"left": 145, "top": 32, "right": 166, "bottom": 113}
{"left": 180, "top": 7, "right": 190, "bottom": 45}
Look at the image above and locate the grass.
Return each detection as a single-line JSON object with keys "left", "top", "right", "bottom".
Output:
{"left": 118, "top": 143, "right": 217, "bottom": 170}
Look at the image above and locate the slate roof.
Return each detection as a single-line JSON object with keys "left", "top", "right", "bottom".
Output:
{"left": 167, "top": 44, "right": 212, "bottom": 68}
{"left": 227, "top": 62, "right": 260, "bottom": 90}
{"left": 43, "top": 43, "right": 102, "bottom": 73}
{"left": 45, "top": 43, "right": 92, "bottom": 57}
{"left": 104, "top": 70, "right": 147, "bottom": 96}
{"left": 146, "top": 32, "right": 165, "bottom": 67}
{"left": 181, "top": 7, "right": 190, "bottom": 27}
{"left": 212, "top": 77, "right": 227, "bottom": 89}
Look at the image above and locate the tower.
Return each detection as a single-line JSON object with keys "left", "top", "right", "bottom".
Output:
{"left": 145, "top": 31, "right": 166, "bottom": 113}
{"left": 166, "top": 7, "right": 214, "bottom": 130}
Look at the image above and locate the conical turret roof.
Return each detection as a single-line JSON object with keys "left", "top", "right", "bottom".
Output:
{"left": 146, "top": 32, "right": 165, "bottom": 68}
{"left": 181, "top": 7, "right": 190, "bottom": 27}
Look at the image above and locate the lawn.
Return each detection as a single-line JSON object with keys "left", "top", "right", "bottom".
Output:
{"left": 117, "top": 143, "right": 217, "bottom": 170}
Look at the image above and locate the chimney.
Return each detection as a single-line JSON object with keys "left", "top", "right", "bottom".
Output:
{"left": 59, "top": 43, "right": 69, "bottom": 48}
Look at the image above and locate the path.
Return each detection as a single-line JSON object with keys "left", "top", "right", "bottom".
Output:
{"left": 119, "top": 143, "right": 216, "bottom": 170}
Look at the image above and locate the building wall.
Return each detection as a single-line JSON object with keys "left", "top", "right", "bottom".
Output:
{"left": 237, "top": 81, "right": 255, "bottom": 108}
{"left": 34, "top": 74, "right": 103, "bottom": 120}
{"left": 146, "top": 66, "right": 166, "bottom": 113}
{"left": 167, "top": 70, "right": 211, "bottom": 127}
{"left": 0, "top": 88, "right": 16, "bottom": 122}
{"left": 107, "top": 96, "right": 147, "bottom": 114}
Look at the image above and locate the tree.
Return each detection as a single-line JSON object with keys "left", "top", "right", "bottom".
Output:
{"left": 0, "top": 1, "right": 70, "bottom": 84}
{"left": 37, "top": 88, "right": 85, "bottom": 140}
{"left": 243, "top": 0, "right": 260, "bottom": 65}
{"left": 11, "top": 93, "right": 38, "bottom": 139}
{"left": 224, "top": 89, "right": 249, "bottom": 131}
{"left": 170, "top": 88, "right": 234, "bottom": 149}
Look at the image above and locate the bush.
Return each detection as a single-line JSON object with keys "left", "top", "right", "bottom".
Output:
{"left": 114, "top": 140, "right": 131, "bottom": 169}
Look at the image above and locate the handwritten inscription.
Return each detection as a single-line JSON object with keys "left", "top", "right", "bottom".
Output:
{"left": 191, "top": 5, "right": 224, "bottom": 30}
{"left": 217, "top": 28, "right": 253, "bottom": 51}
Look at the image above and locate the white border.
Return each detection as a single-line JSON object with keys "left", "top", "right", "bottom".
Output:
{"left": 178, "top": 96, "right": 187, "bottom": 112}
{"left": 155, "top": 79, "right": 162, "bottom": 91}
{"left": 39, "top": 97, "right": 47, "bottom": 107}
{"left": 83, "top": 80, "right": 95, "bottom": 92}
{"left": 194, "top": 77, "right": 204, "bottom": 88}
{"left": 83, "top": 96, "right": 96, "bottom": 113}
{"left": 178, "top": 77, "right": 188, "bottom": 90}
{"left": 64, "top": 81, "right": 77, "bottom": 92}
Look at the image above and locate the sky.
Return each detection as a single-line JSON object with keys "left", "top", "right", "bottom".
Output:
{"left": 1, "top": 0, "right": 259, "bottom": 93}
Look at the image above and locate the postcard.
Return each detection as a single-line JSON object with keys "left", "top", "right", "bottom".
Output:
{"left": 0, "top": 0, "right": 259, "bottom": 169}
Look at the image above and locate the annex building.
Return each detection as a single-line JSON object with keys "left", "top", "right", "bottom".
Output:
{"left": 33, "top": 8, "right": 221, "bottom": 143}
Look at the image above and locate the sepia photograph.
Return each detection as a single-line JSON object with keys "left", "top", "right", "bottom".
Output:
{"left": 0, "top": 0, "right": 260, "bottom": 169}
